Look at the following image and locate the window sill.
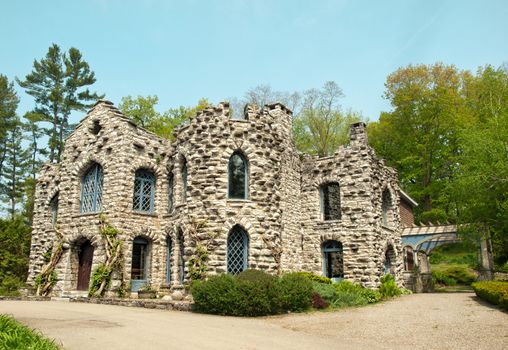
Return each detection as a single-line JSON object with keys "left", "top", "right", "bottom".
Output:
{"left": 381, "top": 224, "right": 396, "bottom": 232}
{"left": 227, "top": 198, "right": 251, "bottom": 203}
{"left": 73, "top": 212, "right": 106, "bottom": 219}
{"left": 319, "top": 219, "right": 342, "bottom": 224}
{"left": 132, "top": 211, "right": 157, "bottom": 218}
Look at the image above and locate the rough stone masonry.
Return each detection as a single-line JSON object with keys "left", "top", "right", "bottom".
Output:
{"left": 27, "top": 100, "right": 404, "bottom": 298}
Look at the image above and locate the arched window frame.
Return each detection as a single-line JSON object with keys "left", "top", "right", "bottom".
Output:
{"left": 227, "top": 226, "right": 249, "bottom": 274}
{"left": 320, "top": 182, "right": 341, "bottom": 221}
{"left": 133, "top": 169, "right": 156, "bottom": 213}
{"left": 322, "top": 240, "right": 344, "bottom": 282}
{"left": 228, "top": 151, "right": 249, "bottom": 200}
{"left": 80, "top": 163, "right": 103, "bottom": 213}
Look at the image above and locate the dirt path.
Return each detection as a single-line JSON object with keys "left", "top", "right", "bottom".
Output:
{"left": 1, "top": 293, "right": 507, "bottom": 350}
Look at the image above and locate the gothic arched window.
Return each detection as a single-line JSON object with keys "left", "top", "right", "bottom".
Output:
{"left": 133, "top": 169, "right": 156, "bottom": 213}
{"left": 227, "top": 226, "right": 249, "bottom": 274}
{"left": 81, "top": 163, "right": 103, "bottom": 213}
{"left": 228, "top": 152, "right": 248, "bottom": 199}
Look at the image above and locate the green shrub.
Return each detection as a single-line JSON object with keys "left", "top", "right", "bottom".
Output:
{"left": 331, "top": 291, "right": 368, "bottom": 308}
{"left": 360, "top": 288, "right": 382, "bottom": 303}
{"left": 293, "top": 272, "right": 332, "bottom": 284}
{"left": 191, "top": 270, "right": 313, "bottom": 316}
{"left": 0, "top": 314, "right": 60, "bottom": 349}
{"left": 471, "top": 281, "right": 508, "bottom": 310}
{"left": 0, "top": 275, "right": 23, "bottom": 296}
{"left": 312, "top": 281, "right": 337, "bottom": 303}
{"left": 276, "top": 273, "right": 313, "bottom": 312}
{"left": 379, "top": 274, "right": 402, "bottom": 298}
{"left": 191, "top": 274, "right": 241, "bottom": 315}
{"left": 432, "top": 270, "right": 457, "bottom": 286}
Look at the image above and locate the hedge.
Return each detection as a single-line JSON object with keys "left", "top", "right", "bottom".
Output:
{"left": 191, "top": 270, "right": 313, "bottom": 316}
{"left": 471, "top": 281, "right": 508, "bottom": 310}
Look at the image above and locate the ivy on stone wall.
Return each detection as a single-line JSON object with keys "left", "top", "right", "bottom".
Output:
{"left": 34, "top": 230, "right": 64, "bottom": 296}
{"left": 88, "top": 214, "right": 123, "bottom": 297}
{"left": 187, "top": 219, "right": 219, "bottom": 282}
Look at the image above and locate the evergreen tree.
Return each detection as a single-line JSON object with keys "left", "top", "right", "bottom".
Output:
{"left": 0, "top": 117, "right": 30, "bottom": 217}
{"left": 0, "top": 75, "right": 19, "bottom": 179}
{"left": 17, "top": 44, "right": 102, "bottom": 163}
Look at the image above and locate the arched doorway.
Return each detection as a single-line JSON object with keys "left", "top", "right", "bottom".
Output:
{"left": 77, "top": 240, "right": 94, "bottom": 291}
{"left": 131, "top": 237, "right": 150, "bottom": 291}
{"left": 322, "top": 240, "right": 343, "bottom": 282}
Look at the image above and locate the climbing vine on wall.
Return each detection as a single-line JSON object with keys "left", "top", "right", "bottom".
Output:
{"left": 88, "top": 214, "right": 123, "bottom": 297}
{"left": 187, "top": 219, "right": 219, "bottom": 282}
{"left": 34, "top": 230, "right": 64, "bottom": 296}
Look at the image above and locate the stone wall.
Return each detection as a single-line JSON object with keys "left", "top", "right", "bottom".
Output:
{"left": 27, "top": 99, "right": 405, "bottom": 297}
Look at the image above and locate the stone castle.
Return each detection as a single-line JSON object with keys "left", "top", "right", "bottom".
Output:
{"left": 27, "top": 99, "right": 405, "bottom": 297}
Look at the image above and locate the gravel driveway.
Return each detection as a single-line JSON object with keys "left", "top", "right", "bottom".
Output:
{"left": 1, "top": 293, "right": 507, "bottom": 350}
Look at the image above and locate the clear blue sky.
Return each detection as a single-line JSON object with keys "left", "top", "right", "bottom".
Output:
{"left": 2, "top": 0, "right": 508, "bottom": 122}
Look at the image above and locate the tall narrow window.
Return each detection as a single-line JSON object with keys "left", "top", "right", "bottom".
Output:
{"left": 403, "top": 246, "right": 414, "bottom": 271}
{"left": 228, "top": 152, "right": 248, "bottom": 199}
{"left": 320, "top": 183, "right": 341, "bottom": 220}
{"left": 131, "top": 237, "right": 149, "bottom": 291}
{"left": 181, "top": 158, "right": 188, "bottom": 202}
{"left": 322, "top": 240, "right": 343, "bottom": 281}
{"left": 50, "top": 193, "right": 58, "bottom": 227}
{"left": 133, "top": 169, "right": 156, "bottom": 213}
{"left": 168, "top": 174, "right": 174, "bottom": 213}
{"left": 81, "top": 163, "right": 103, "bottom": 213}
{"left": 382, "top": 189, "right": 392, "bottom": 226}
{"left": 384, "top": 245, "right": 396, "bottom": 275}
{"left": 166, "top": 238, "right": 173, "bottom": 284}
{"left": 178, "top": 230, "right": 185, "bottom": 284}
{"left": 227, "top": 226, "right": 249, "bottom": 274}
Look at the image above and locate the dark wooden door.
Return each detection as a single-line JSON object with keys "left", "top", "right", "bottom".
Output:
{"left": 77, "top": 241, "right": 94, "bottom": 291}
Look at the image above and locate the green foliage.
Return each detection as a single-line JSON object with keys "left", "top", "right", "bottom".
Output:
{"left": 276, "top": 273, "right": 313, "bottom": 312}
{"left": 0, "top": 314, "right": 61, "bottom": 349}
{"left": 429, "top": 243, "right": 477, "bottom": 267}
{"left": 293, "top": 271, "right": 332, "bottom": 284}
{"left": 0, "top": 216, "right": 31, "bottom": 296}
{"left": 471, "top": 281, "right": 508, "bottom": 310}
{"left": 311, "top": 281, "right": 337, "bottom": 302}
{"left": 432, "top": 270, "right": 457, "bottom": 286}
{"left": 191, "top": 270, "right": 313, "bottom": 316}
{"left": 435, "top": 266, "right": 476, "bottom": 285}
{"left": 119, "top": 95, "right": 209, "bottom": 140}
{"left": 17, "top": 43, "right": 102, "bottom": 163}
{"left": 188, "top": 243, "right": 209, "bottom": 282}
{"left": 88, "top": 264, "right": 112, "bottom": 297}
{"left": 379, "top": 274, "right": 402, "bottom": 298}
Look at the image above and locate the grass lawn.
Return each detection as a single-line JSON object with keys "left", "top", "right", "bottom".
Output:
{"left": 0, "top": 314, "right": 60, "bottom": 350}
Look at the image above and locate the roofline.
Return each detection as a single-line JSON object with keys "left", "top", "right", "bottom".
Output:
{"left": 399, "top": 189, "right": 418, "bottom": 207}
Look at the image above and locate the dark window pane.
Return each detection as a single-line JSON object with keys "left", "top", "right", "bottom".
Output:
{"left": 131, "top": 240, "right": 147, "bottom": 280}
{"left": 81, "top": 164, "right": 103, "bottom": 213}
{"left": 227, "top": 226, "right": 248, "bottom": 274}
{"left": 133, "top": 169, "right": 155, "bottom": 213}
{"left": 322, "top": 183, "right": 341, "bottom": 220}
{"left": 323, "top": 241, "right": 343, "bottom": 278}
{"left": 228, "top": 153, "right": 247, "bottom": 199}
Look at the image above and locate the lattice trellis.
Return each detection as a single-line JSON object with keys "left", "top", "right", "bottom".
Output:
{"left": 80, "top": 164, "right": 103, "bottom": 213}
{"left": 227, "top": 227, "right": 248, "bottom": 274}
{"left": 133, "top": 169, "right": 155, "bottom": 213}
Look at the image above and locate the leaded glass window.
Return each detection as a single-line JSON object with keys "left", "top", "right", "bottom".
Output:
{"left": 227, "top": 226, "right": 248, "bottom": 274}
{"left": 50, "top": 193, "right": 58, "bottom": 227}
{"left": 320, "top": 183, "right": 341, "bottom": 220}
{"left": 81, "top": 163, "right": 103, "bottom": 213}
{"left": 322, "top": 240, "right": 343, "bottom": 281}
{"left": 133, "top": 169, "right": 155, "bottom": 213}
{"left": 181, "top": 158, "right": 188, "bottom": 202}
{"left": 228, "top": 152, "right": 248, "bottom": 199}
{"left": 168, "top": 174, "right": 174, "bottom": 213}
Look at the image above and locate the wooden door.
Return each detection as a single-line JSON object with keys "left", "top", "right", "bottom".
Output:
{"left": 77, "top": 241, "right": 94, "bottom": 291}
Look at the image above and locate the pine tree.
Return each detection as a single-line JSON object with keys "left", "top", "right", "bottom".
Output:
{"left": 0, "top": 75, "right": 20, "bottom": 178}
{"left": 0, "top": 118, "right": 30, "bottom": 217}
{"left": 17, "top": 44, "right": 102, "bottom": 163}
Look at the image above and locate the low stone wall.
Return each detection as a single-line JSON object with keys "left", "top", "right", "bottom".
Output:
{"left": 69, "top": 296, "right": 192, "bottom": 312}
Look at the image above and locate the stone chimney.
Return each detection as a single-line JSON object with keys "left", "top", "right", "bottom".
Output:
{"left": 349, "top": 122, "right": 368, "bottom": 147}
